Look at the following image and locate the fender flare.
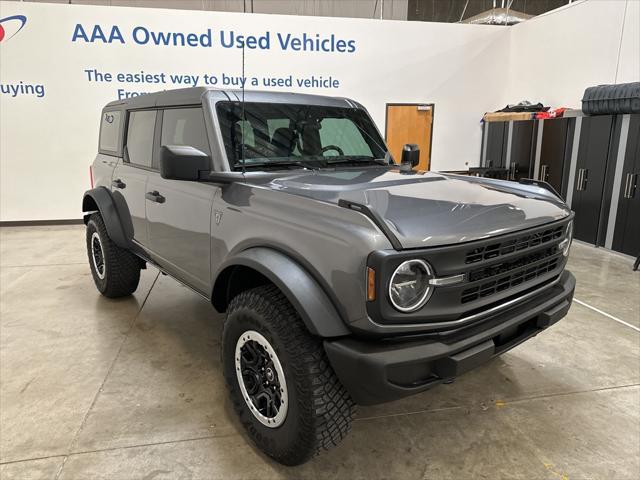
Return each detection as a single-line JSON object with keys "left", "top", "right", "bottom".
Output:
{"left": 82, "top": 187, "right": 132, "bottom": 249}
{"left": 213, "top": 248, "right": 351, "bottom": 338}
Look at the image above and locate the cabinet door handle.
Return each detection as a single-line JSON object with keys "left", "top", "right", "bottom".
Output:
{"left": 626, "top": 173, "right": 638, "bottom": 199}
{"left": 581, "top": 168, "right": 588, "bottom": 191}
{"left": 540, "top": 164, "right": 549, "bottom": 181}
{"left": 623, "top": 173, "right": 632, "bottom": 198}
{"left": 576, "top": 169, "right": 583, "bottom": 191}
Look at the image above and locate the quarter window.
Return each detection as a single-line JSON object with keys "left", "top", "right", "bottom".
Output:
{"left": 161, "top": 108, "right": 210, "bottom": 155}
{"left": 99, "top": 110, "right": 121, "bottom": 153}
{"left": 126, "top": 110, "right": 156, "bottom": 168}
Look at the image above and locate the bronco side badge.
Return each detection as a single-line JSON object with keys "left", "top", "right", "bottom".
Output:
{"left": 215, "top": 210, "right": 223, "bottom": 225}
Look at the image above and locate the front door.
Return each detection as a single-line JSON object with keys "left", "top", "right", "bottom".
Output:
{"left": 113, "top": 109, "right": 157, "bottom": 247}
{"left": 145, "top": 107, "right": 217, "bottom": 294}
{"left": 385, "top": 103, "right": 434, "bottom": 170}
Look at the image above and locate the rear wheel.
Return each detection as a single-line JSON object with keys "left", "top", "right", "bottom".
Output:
{"left": 222, "top": 284, "right": 355, "bottom": 465}
{"left": 86, "top": 213, "right": 141, "bottom": 298}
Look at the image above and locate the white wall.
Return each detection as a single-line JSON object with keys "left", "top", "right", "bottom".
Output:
{"left": 0, "top": 1, "right": 509, "bottom": 221}
{"left": 617, "top": 0, "right": 640, "bottom": 84}
{"left": 506, "top": 0, "right": 638, "bottom": 109}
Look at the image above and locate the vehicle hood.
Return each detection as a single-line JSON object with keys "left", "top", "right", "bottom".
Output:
{"left": 252, "top": 168, "right": 572, "bottom": 249}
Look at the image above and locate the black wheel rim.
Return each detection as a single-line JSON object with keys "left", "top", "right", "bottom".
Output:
{"left": 235, "top": 330, "right": 288, "bottom": 427}
{"left": 91, "top": 232, "right": 105, "bottom": 279}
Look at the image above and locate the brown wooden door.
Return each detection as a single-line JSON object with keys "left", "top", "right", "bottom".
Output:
{"left": 385, "top": 104, "right": 433, "bottom": 171}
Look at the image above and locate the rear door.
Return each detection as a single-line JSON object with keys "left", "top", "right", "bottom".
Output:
{"left": 145, "top": 106, "right": 217, "bottom": 294}
{"left": 112, "top": 109, "right": 157, "bottom": 247}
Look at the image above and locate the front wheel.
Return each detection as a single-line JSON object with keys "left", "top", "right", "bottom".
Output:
{"left": 222, "top": 285, "right": 355, "bottom": 465}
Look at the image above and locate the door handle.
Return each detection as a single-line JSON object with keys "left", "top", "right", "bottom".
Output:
{"left": 540, "top": 164, "right": 549, "bottom": 181}
{"left": 623, "top": 173, "right": 632, "bottom": 198}
{"left": 625, "top": 173, "right": 638, "bottom": 199}
{"left": 576, "top": 169, "right": 583, "bottom": 191}
{"left": 576, "top": 168, "right": 588, "bottom": 191}
{"left": 112, "top": 179, "right": 126, "bottom": 189}
{"left": 145, "top": 191, "right": 166, "bottom": 204}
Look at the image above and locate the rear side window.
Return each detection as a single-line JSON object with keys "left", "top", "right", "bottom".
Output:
{"left": 161, "top": 108, "right": 211, "bottom": 155}
{"left": 99, "top": 110, "right": 121, "bottom": 154}
{"left": 126, "top": 110, "right": 156, "bottom": 168}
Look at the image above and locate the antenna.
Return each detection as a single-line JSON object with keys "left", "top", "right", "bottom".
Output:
{"left": 241, "top": 42, "right": 246, "bottom": 175}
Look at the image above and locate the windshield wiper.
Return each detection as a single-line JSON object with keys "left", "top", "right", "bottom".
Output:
{"left": 234, "top": 159, "right": 318, "bottom": 171}
{"left": 325, "top": 156, "right": 389, "bottom": 167}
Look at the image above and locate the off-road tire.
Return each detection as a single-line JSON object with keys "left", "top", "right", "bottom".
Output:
{"left": 86, "top": 213, "right": 141, "bottom": 298}
{"left": 222, "top": 284, "right": 355, "bottom": 466}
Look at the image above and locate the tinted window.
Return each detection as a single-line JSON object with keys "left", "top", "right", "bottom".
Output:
{"left": 319, "top": 118, "right": 372, "bottom": 156}
{"left": 99, "top": 110, "right": 121, "bottom": 153}
{"left": 216, "top": 102, "right": 388, "bottom": 170}
{"left": 126, "top": 110, "right": 156, "bottom": 168}
{"left": 161, "top": 108, "right": 210, "bottom": 155}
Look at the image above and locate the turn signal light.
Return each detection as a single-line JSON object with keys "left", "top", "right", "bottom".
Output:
{"left": 367, "top": 267, "right": 376, "bottom": 301}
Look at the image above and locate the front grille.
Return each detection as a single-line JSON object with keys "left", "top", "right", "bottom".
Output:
{"left": 465, "top": 225, "right": 564, "bottom": 264}
{"left": 467, "top": 246, "right": 557, "bottom": 283}
{"left": 461, "top": 255, "right": 560, "bottom": 304}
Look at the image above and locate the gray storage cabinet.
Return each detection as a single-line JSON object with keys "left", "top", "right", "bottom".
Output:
{"left": 610, "top": 114, "right": 640, "bottom": 257}
{"left": 538, "top": 118, "right": 575, "bottom": 199}
{"left": 479, "top": 114, "right": 638, "bottom": 258}
{"left": 570, "top": 115, "right": 616, "bottom": 244}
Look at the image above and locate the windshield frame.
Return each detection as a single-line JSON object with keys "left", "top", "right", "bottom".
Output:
{"left": 213, "top": 100, "right": 391, "bottom": 171}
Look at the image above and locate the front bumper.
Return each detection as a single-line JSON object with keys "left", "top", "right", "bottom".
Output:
{"left": 324, "top": 270, "right": 575, "bottom": 405}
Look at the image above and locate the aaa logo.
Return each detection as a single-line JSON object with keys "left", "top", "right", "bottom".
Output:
{"left": 0, "top": 15, "right": 27, "bottom": 43}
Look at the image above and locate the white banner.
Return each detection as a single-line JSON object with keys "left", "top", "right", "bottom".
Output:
{"left": 0, "top": 1, "right": 509, "bottom": 221}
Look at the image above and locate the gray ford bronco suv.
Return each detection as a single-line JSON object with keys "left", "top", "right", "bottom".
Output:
{"left": 83, "top": 87, "right": 575, "bottom": 465}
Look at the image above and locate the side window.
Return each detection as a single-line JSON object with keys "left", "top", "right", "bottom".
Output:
{"left": 99, "top": 110, "right": 121, "bottom": 153}
{"left": 126, "top": 110, "right": 156, "bottom": 168}
{"left": 161, "top": 108, "right": 211, "bottom": 155}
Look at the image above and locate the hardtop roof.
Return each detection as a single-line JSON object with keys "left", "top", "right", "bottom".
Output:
{"left": 103, "top": 87, "right": 359, "bottom": 110}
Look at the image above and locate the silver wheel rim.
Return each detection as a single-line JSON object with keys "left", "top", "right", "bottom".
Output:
{"left": 91, "top": 232, "right": 106, "bottom": 280}
{"left": 235, "top": 330, "right": 288, "bottom": 428}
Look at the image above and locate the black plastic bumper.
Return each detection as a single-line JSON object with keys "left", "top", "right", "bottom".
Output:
{"left": 324, "top": 271, "right": 575, "bottom": 405}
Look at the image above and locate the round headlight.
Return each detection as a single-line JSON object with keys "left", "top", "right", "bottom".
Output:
{"left": 561, "top": 221, "right": 573, "bottom": 257}
{"left": 388, "top": 259, "right": 434, "bottom": 312}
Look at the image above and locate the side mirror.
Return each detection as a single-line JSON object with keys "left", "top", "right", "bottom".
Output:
{"left": 160, "top": 145, "right": 210, "bottom": 181}
{"left": 401, "top": 144, "right": 420, "bottom": 168}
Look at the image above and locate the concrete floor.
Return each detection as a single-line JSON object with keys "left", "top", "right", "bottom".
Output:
{"left": 0, "top": 225, "right": 638, "bottom": 480}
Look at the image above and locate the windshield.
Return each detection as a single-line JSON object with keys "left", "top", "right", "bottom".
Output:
{"left": 216, "top": 101, "right": 389, "bottom": 170}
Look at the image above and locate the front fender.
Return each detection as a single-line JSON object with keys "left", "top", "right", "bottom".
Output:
{"left": 214, "top": 247, "right": 351, "bottom": 338}
{"left": 82, "top": 187, "right": 132, "bottom": 249}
